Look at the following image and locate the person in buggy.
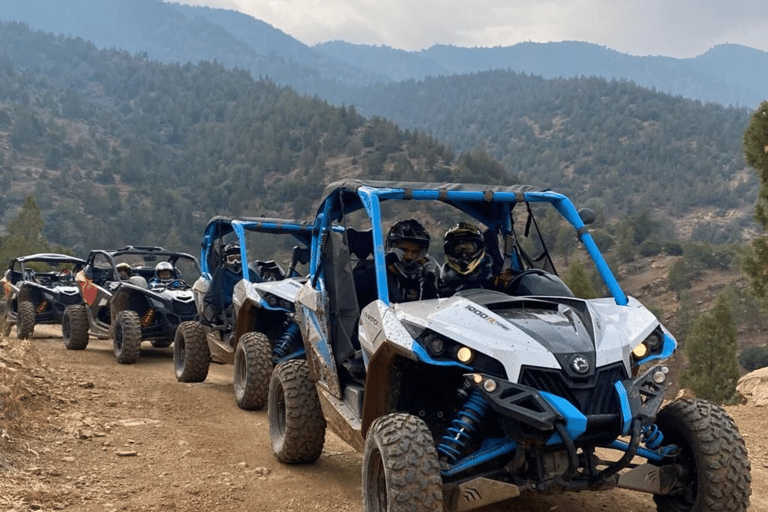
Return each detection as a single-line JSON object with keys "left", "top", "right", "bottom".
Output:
{"left": 149, "top": 261, "right": 186, "bottom": 290}
{"left": 438, "top": 221, "right": 523, "bottom": 296}
{"left": 384, "top": 219, "right": 439, "bottom": 302}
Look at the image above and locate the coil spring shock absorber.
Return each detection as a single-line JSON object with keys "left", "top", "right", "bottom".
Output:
{"left": 641, "top": 424, "right": 664, "bottom": 449}
{"left": 36, "top": 300, "right": 49, "bottom": 313}
{"left": 272, "top": 322, "right": 301, "bottom": 361}
{"left": 437, "top": 388, "right": 490, "bottom": 463}
{"left": 141, "top": 308, "right": 156, "bottom": 327}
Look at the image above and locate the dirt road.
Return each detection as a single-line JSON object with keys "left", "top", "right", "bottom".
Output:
{"left": 1, "top": 326, "right": 764, "bottom": 511}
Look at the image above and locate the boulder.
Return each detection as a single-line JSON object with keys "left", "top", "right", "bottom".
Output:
{"left": 736, "top": 366, "right": 768, "bottom": 406}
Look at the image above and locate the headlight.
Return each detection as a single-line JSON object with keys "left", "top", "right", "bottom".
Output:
{"left": 457, "top": 346, "right": 474, "bottom": 363}
{"left": 631, "top": 327, "right": 666, "bottom": 364}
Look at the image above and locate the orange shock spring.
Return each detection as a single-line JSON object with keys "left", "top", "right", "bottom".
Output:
{"left": 141, "top": 308, "right": 156, "bottom": 327}
{"left": 36, "top": 300, "right": 48, "bottom": 313}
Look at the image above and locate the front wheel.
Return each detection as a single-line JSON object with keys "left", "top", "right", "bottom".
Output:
{"left": 16, "top": 300, "right": 36, "bottom": 339}
{"left": 233, "top": 332, "right": 273, "bottom": 410}
{"left": 268, "top": 359, "right": 325, "bottom": 464}
{"left": 62, "top": 304, "right": 90, "bottom": 350}
{"left": 653, "top": 398, "right": 751, "bottom": 512}
{"left": 173, "top": 321, "right": 210, "bottom": 382}
{"left": 113, "top": 310, "right": 142, "bottom": 364}
{"left": 362, "top": 413, "right": 443, "bottom": 512}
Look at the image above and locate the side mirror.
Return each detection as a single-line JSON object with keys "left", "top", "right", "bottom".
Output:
{"left": 578, "top": 208, "right": 596, "bottom": 225}
{"left": 293, "top": 246, "right": 310, "bottom": 265}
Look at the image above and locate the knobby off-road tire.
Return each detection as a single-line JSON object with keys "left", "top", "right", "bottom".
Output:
{"left": 113, "top": 310, "right": 142, "bottom": 364}
{"left": 173, "top": 321, "right": 210, "bottom": 382}
{"left": 16, "top": 300, "right": 36, "bottom": 340}
{"left": 62, "top": 304, "right": 90, "bottom": 350}
{"left": 269, "top": 359, "right": 326, "bottom": 464}
{"left": 653, "top": 398, "right": 751, "bottom": 512}
{"left": 362, "top": 413, "right": 443, "bottom": 512}
{"left": 233, "top": 331, "right": 273, "bottom": 410}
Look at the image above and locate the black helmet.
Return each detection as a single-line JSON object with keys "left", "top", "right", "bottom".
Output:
{"left": 385, "top": 219, "right": 430, "bottom": 251}
{"left": 444, "top": 222, "right": 486, "bottom": 275}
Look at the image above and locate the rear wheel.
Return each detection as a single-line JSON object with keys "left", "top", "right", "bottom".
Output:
{"left": 653, "top": 398, "right": 751, "bottom": 512}
{"left": 233, "top": 332, "right": 273, "bottom": 410}
{"left": 113, "top": 310, "right": 142, "bottom": 364}
{"left": 62, "top": 305, "right": 90, "bottom": 350}
{"left": 268, "top": 359, "right": 325, "bottom": 464}
{"left": 362, "top": 413, "right": 443, "bottom": 512}
{"left": 16, "top": 300, "right": 35, "bottom": 339}
{"left": 173, "top": 321, "right": 210, "bottom": 382}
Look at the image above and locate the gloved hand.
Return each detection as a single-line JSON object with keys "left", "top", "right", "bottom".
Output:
{"left": 422, "top": 258, "right": 439, "bottom": 280}
{"left": 385, "top": 247, "right": 405, "bottom": 266}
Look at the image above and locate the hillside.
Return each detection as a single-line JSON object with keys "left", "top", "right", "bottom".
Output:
{"left": 2, "top": 0, "right": 767, "bottom": 107}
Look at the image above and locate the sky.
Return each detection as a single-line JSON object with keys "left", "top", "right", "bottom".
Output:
{"left": 171, "top": 0, "right": 768, "bottom": 58}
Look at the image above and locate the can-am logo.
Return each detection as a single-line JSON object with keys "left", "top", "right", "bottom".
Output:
{"left": 464, "top": 305, "right": 510, "bottom": 331}
{"left": 571, "top": 355, "right": 590, "bottom": 374}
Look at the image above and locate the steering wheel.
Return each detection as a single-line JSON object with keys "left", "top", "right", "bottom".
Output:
{"left": 501, "top": 268, "right": 550, "bottom": 294}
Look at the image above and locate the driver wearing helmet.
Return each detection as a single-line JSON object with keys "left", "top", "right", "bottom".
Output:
{"left": 439, "top": 222, "right": 497, "bottom": 295}
{"left": 149, "top": 261, "right": 183, "bottom": 290}
{"left": 116, "top": 262, "right": 132, "bottom": 280}
{"left": 385, "top": 219, "right": 439, "bottom": 302}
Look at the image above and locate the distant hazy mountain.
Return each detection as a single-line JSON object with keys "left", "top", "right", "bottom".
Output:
{"left": 314, "top": 40, "right": 767, "bottom": 108}
{"left": 0, "top": 0, "right": 383, "bottom": 89}
{"left": 2, "top": 0, "right": 765, "bottom": 107}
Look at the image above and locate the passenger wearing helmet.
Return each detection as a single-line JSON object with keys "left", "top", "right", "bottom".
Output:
{"left": 149, "top": 261, "right": 184, "bottom": 290}
{"left": 116, "top": 262, "right": 132, "bottom": 280}
{"left": 385, "top": 219, "right": 439, "bottom": 302}
{"left": 439, "top": 222, "right": 497, "bottom": 295}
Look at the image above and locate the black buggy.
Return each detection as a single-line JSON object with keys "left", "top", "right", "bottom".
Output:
{"left": 61, "top": 246, "right": 200, "bottom": 364}
{"left": 1, "top": 253, "right": 86, "bottom": 339}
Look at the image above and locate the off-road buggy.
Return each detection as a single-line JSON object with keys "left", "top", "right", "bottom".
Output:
{"left": 173, "top": 216, "right": 313, "bottom": 410}
{"left": 1, "top": 253, "right": 86, "bottom": 339}
{"left": 269, "top": 179, "right": 751, "bottom": 512}
{"left": 61, "top": 246, "right": 200, "bottom": 364}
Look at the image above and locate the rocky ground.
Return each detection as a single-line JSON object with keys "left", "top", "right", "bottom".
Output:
{"left": 1, "top": 324, "right": 766, "bottom": 512}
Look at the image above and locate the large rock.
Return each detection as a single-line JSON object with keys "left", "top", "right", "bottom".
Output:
{"left": 736, "top": 367, "right": 768, "bottom": 406}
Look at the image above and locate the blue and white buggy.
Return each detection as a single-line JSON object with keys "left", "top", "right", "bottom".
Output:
{"left": 268, "top": 180, "right": 751, "bottom": 512}
{"left": 173, "top": 216, "right": 314, "bottom": 411}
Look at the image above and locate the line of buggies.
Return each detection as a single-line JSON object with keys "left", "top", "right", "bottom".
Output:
{"left": 1, "top": 180, "right": 751, "bottom": 512}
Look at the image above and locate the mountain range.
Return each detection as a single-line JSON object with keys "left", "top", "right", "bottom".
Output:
{"left": 2, "top": 0, "right": 766, "bottom": 108}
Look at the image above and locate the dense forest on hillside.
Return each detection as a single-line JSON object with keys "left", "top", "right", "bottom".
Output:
{"left": 326, "top": 72, "right": 755, "bottom": 229}
{"left": 0, "top": 22, "right": 493, "bottom": 256}
{"left": 0, "top": 21, "right": 761, "bottom": 266}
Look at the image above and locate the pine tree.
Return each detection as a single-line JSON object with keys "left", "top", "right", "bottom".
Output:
{"left": 741, "top": 101, "right": 768, "bottom": 307}
{"left": 0, "top": 196, "right": 50, "bottom": 265}
{"left": 562, "top": 260, "right": 598, "bottom": 299}
{"left": 679, "top": 294, "right": 740, "bottom": 403}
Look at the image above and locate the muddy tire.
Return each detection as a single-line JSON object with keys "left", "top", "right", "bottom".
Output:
{"left": 16, "top": 300, "right": 35, "bottom": 339}
{"left": 234, "top": 331, "right": 273, "bottom": 410}
{"left": 269, "top": 359, "right": 326, "bottom": 464}
{"left": 173, "top": 321, "right": 209, "bottom": 382}
{"left": 62, "top": 305, "right": 90, "bottom": 350}
{"left": 362, "top": 413, "right": 443, "bottom": 512}
{"left": 653, "top": 398, "right": 751, "bottom": 512}
{"left": 113, "top": 310, "right": 142, "bottom": 364}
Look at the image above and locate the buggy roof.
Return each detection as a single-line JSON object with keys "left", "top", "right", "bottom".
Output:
{"left": 318, "top": 179, "right": 554, "bottom": 223}
{"left": 11, "top": 253, "right": 86, "bottom": 266}
{"left": 202, "top": 216, "right": 314, "bottom": 246}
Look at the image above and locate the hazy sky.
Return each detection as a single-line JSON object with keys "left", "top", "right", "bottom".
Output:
{"left": 172, "top": 0, "right": 768, "bottom": 58}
